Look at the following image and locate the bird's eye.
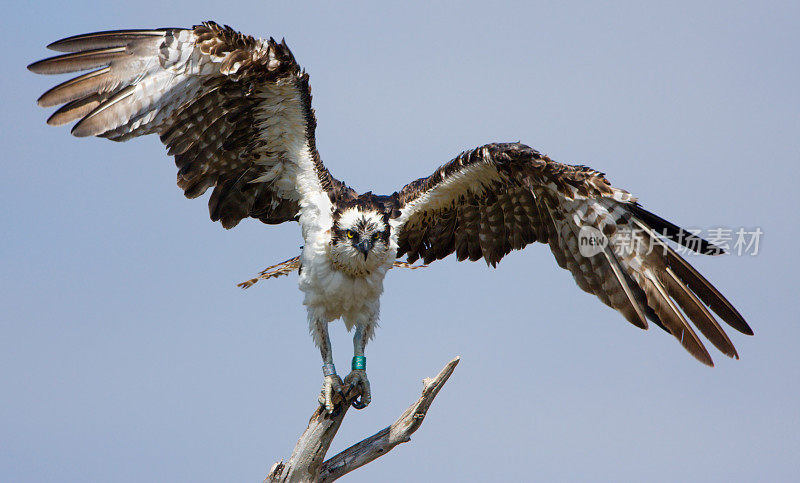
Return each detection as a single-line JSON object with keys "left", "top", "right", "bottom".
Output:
{"left": 346, "top": 230, "right": 355, "bottom": 239}
{"left": 372, "top": 232, "right": 381, "bottom": 240}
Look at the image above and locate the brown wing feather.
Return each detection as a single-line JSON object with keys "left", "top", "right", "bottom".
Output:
{"left": 393, "top": 142, "right": 752, "bottom": 365}
{"left": 662, "top": 266, "right": 738, "bottom": 358}
{"left": 30, "top": 21, "right": 352, "bottom": 229}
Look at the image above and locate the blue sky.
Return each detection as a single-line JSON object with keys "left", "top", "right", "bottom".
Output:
{"left": 2, "top": 1, "right": 799, "bottom": 481}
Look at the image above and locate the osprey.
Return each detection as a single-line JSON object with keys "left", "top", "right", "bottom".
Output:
{"left": 29, "top": 21, "right": 752, "bottom": 412}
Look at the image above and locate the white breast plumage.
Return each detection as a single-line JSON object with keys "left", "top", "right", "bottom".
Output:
{"left": 299, "top": 226, "right": 395, "bottom": 331}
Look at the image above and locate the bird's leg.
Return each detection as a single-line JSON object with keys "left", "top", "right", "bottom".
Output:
{"left": 344, "top": 324, "right": 372, "bottom": 409}
{"left": 315, "top": 319, "right": 343, "bottom": 414}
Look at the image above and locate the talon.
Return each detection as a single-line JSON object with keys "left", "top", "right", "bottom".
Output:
{"left": 343, "top": 369, "right": 371, "bottom": 410}
{"left": 319, "top": 374, "right": 343, "bottom": 414}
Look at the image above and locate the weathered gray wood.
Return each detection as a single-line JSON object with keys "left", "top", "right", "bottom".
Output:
{"left": 318, "top": 357, "right": 460, "bottom": 481}
{"left": 266, "top": 385, "right": 358, "bottom": 482}
{"left": 266, "top": 357, "right": 460, "bottom": 482}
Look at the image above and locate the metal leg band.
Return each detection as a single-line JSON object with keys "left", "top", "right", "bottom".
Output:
{"left": 322, "top": 363, "right": 337, "bottom": 377}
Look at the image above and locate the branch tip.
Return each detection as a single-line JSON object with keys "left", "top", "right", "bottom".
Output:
{"left": 268, "top": 356, "right": 460, "bottom": 482}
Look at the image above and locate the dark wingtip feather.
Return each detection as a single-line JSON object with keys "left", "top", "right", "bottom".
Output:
{"left": 68, "top": 84, "right": 136, "bottom": 137}
{"left": 602, "top": 248, "right": 649, "bottom": 329}
{"left": 70, "top": 122, "right": 94, "bottom": 138}
{"left": 665, "top": 247, "right": 753, "bottom": 335}
{"left": 739, "top": 323, "right": 755, "bottom": 336}
{"left": 46, "top": 29, "right": 165, "bottom": 52}
{"left": 46, "top": 95, "right": 103, "bottom": 126}
{"left": 629, "top": 203, "right": 725, "bottom": 256}
{"left": 661, "top": 267, "right": 739, "bottom": 359}
{"left": 47, "top": 38, "right": 75, "bottom": 52}
{"left": 36, "top": 67, "right": 112, "bottom": 108}
{"left": 28, "top": 47, "right": 127, "bottom": 76}
{"left": 642, "top": 273, "right": 715, "bottom": 366}
{"left": 27, "top": 60, "right": 43, "bottom": 73}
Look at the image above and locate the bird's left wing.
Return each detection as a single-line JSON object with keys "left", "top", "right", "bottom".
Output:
{"left": 391, "top": 142, "right": 752, "bottom": 365}
{"left": 29, "top": 21, "right": 353, "bottom": 228}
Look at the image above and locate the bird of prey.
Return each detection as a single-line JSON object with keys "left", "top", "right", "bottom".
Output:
{"left": 29, "top": 21, "right": 752, "bottom": 413}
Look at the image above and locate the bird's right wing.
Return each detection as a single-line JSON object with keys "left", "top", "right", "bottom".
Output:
{"left": 29, "top": 21, "right": 354, "bottom": 228}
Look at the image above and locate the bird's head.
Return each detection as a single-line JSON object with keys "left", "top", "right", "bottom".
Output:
{"left": 330, "top": 198, "right": 393, "bottom": 275}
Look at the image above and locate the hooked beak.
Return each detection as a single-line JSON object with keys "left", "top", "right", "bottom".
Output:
{"left": 355, "top": 239, "right": 373, "bottom": 260}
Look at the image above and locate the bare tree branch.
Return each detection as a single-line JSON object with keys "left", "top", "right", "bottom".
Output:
{"left": 319, "top": 356, "right": 460, "bottom": 481}
{"left": 266, "top": 357, "right": 460, "bottom": 482}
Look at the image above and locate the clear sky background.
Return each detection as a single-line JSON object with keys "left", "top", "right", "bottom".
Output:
{"left": 2, "top": 1, "right": 799, "bottom": 481}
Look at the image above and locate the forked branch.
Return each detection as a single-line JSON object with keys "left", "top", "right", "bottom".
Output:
{"left": 267, "top": 357, "right": 460, "bottom": 482}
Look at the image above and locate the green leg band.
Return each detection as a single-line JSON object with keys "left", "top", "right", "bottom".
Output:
{"left": 352, "top": 356, "right": 366, "bottom": 371}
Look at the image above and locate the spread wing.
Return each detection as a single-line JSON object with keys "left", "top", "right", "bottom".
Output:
{"left": 392, "top": 142, "right": 753, "bottom": 365}
{"left": 29, "top": 21, "right": 354, "bottom": 228}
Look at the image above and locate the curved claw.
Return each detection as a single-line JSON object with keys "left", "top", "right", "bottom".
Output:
{"left": 343, "top": 369, "right": 371, "bottom": 410}
{"left": 319, "top": 374, "right": 344, "bottom": 414}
